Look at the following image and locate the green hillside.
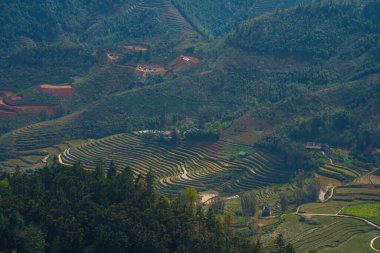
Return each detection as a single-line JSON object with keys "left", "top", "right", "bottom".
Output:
{"left": 1, "top": 2, "right": 379, "bottom": 165}
{"left": 172, "top": 0, "right": 309, "bottom": 37}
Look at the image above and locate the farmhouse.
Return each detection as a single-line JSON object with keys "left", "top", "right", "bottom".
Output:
{"left": 38, "top": 84, "right": 74, "bottom": 99}
{"left": 135, "top": 64, "right": 167, "bottom": 79}
{"left": 262, "top": 204, "right": 272, "bottom": 217}
{"left": 304, "top": 142, "right": 322, "bottom": 150}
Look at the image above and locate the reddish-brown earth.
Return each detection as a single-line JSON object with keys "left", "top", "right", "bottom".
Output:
{"left": 0, "top": 87, "right": 64, "bottom": 118}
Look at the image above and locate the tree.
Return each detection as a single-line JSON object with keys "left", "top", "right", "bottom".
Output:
{"left": 145, "top": 170, "right": 156, "bottom": 203}
{"left": 185, "top": 187, "right": 198, "bottom": 207}
{"left": 279, "top": 191, "right": 288, "bottom": 212}
{"left": 210, "top": 196, "right": 225, "bottom": 214}
{"left": 19, "top": 225, "right": 45, "bottom": 253}
{"left": 95, "top": 159, "right": 106, "bottom": 180}
{"left": 107, "top": 161, "right": 117, "bottom": 178}
{"left": 240, "top": 192, "right": 256, "bottom": 216}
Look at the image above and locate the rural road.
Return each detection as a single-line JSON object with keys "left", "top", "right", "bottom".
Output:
{"left": 371, "top": 236, "right": 380, "bottom": 252}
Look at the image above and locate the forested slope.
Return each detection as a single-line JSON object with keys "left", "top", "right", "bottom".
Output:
{"left": 0, "top": 161, "right": 292, "bottom": 253}
{"left": 172, "top": 0, "right": 309, "bottom": 37}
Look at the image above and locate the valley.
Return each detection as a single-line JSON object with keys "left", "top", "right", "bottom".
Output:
{"left": 0, "top": 0, "right": 379, "bottom": 252}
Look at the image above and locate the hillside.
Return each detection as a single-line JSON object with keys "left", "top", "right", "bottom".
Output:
{"left": 1, "top": 2, "right": 379, "bottom": 166}
{"left": 172, "top": 0, "right": 309, "bottom": 37}
{"left": 1, "top": 1, "right": 380, "bottom": 253}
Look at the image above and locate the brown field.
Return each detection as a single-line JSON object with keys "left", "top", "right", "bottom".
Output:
{"left": 221, "top": 113, "right": 274, "bottom": 145}
{"left": 135, "top": 64, "right": 167, "bottom": 79}
{"left": 354, "top": 169, "right": 380, "bottom": 185}
{"left": 257, "top": 217, "right": 280, "bottom": 227}
{"left": 317, "top": 174, "right": 342, "bottom": 187}
{"left": 171, "top": 54, "right": 201, "bottom": 71}
{"left": 125, "top": 45, "right": 148, "bottom": 52}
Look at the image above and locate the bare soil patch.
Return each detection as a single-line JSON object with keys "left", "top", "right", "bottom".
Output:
{"left": 317, "top": 174, "right": 342, "bottom": 187}
{"left": 171, "top": 54, "right": 201, "bottom": 71}
{"left": 199, "top": 190, "right": 219, "bottom": 204}
{"left": 257, "top": 218, "right": 280, "bottom": 227}
{"left": 106, "top": 52, "right": 120, "bottom": 63}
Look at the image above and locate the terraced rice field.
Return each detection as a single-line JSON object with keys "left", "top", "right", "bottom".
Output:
{"left": 318, "top": 163, "right": 360, "bottom": 182}
{"left": 290, "top": 218, "right": 376, "bottom": 252}
{"left": 59, "top": 132, "right": 290, "bottom": 193}
{"left": 333, "top": 185, "right": 380, "bottom": 202}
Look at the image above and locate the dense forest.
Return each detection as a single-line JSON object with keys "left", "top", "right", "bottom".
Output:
{"left": 0, "top": 161, "right": 295, "bottom": 253}
{"left": 229, "top": 2, "right": 380, "bottom": 58}
{"left": 0, "top": 0, "right": 164, "bottom": 53}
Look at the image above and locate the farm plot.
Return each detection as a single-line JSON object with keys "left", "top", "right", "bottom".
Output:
{"left": 333, "top": 185, "right": 380, "bottom": 202}
{"left": 59, "top": 132, "right": 290, "bottom": 193}
{"left": 341, "top": 203, "right": 380, "bottom": 225}
{"left": 318, "top": 163, "right": 360, "bottom": 182}
{"left": 290, "top": 217, "right": 376, "bottom": 253}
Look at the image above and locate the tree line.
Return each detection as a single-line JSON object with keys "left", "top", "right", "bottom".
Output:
{"left": 0, "top": 159, "right": 295, "bottom": 253}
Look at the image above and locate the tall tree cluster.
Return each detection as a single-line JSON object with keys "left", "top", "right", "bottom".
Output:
{"left": 0, "top": 160, "right": 279, "bottom": 253}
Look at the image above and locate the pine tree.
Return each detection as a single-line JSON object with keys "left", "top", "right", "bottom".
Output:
{"left": 107, "top": 161, "right": 117, "bottom": 178}
{"left": 95, "top": 159, "right": 106, "bottom": 180}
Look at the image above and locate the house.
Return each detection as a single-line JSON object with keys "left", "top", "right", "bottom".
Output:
{"left": 239, "top": 151, "right": 248, "bottom": 157}
{"left": 304, "top": 142, "right": 322, "bottom": 150}
{"left": 182, "top": 56, "right": 191, "bottom": 62}
{"left": 371, "top": 149, "right": 380, "bottom": 162}
{"left": 262, "top": 204, "right": 272, "bottom": 217}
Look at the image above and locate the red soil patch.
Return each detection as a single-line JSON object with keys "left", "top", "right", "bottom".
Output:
{"left": 0, "top": 90, "right": 57, "bottom": 118}
{"left": 135, "top": 64, "right": 167, "bottom": 79}
{"left": 38, "top": 84, "right": 74, "bottom": 99}
{"left": 171, "top": 54, "right": 201, "bottom": 71}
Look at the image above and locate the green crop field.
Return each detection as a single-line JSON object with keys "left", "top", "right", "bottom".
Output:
{"left": 259, "top": 215, "right": 377, "bottom": 253}
{"left": 341, "top": 204, "right": 380, "bottom": 225}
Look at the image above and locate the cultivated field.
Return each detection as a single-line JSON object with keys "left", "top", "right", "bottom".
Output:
{"left": 59, "top": 132, "right": 291, "bottom": 193}
{"left": 318, "top": 163, "right": 361, "bottom": 182}
{"left": 341, "top": 203, "right": 380, "bottom": 225}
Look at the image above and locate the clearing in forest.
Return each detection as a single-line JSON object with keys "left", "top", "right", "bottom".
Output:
{"left": 135, "top": 63, "right": 167, "bottom": 78}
